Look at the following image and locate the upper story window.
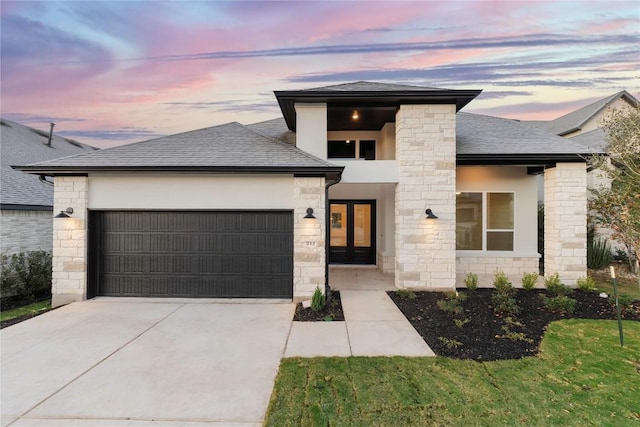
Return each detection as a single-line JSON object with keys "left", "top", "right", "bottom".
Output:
{"left": 327, "top": 139, "right": 376, "bottom": 160}
{"left": 456, "top": 192, "right": 514, "bottom": 251}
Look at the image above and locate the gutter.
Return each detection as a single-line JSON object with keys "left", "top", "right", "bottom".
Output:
{"left": 324, "top": 172, "right": 342, "bottom": 301}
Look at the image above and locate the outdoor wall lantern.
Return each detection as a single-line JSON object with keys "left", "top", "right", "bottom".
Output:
{"left": 304, "top": 208, "right": 316, "bottom": 219}
{"left": 352, "top": 110, "right": 359, "bottom": 120}
{"left": 54, "top": 207, "right": 74, "bottom": 218}
{"left": 425, "top": 208, "right": 438, "bottom": 219}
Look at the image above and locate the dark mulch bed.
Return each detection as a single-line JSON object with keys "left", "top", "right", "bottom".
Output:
{"left": 389, "top": 289, "right": 640, "bottom": 361}
{"left": 293, "top": 290, "right": 345, "bottom": 321}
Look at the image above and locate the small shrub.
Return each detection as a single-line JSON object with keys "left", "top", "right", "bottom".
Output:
{"left": 544, "top": 273, "right": 573, "bottom": 297}
{"left": 310, "top": 286, "right": 325, "bottom": 312}
{"left": 609, "top": 293, "right": 636, "bottom": 314}
{"left": 576, "top": 276, "right": 597, "bottom": 293}
{"left": 613, "top": 248, "right": 629, "bottom": 264}
{"left": 493, "top": 270, "right": 515, "bottom": 296}
{"left": 437, "top": 298, "right": 463, "bottom": 316}
{"left": 504, "top": 316, "right": 524, "bottom": 327}
{"left": 0, "top": 251, "right": 52, "bottom": 299}
{"left": 521, "top": 272, "right": 539, "bottom": 291}
{"left": 491, "top": 292, "right": 521, "bottom": 315}
{"left": 496, "top": 326, "right": 533, "bottom": 343}
{"left": 437, "top": 291, "right": 466, "bottom": 315}
{"left": 541, "top": 295, "right": 576, "bottom": 314}
{"left": 454, "top": 318, "right": 470, "bottom": 328}
{"left": 438, "top": 336, "right": 463, "bottom": 350}
{"left": 587, "top": 233, "right": 613, "bottom": 269}
{"left": 395, "top": 289, "right": 416, "bottom": 300}
{"left": 464, "top": 272, "right": 478, "bottom": 291}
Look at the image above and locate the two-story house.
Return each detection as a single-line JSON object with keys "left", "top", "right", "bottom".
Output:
{"left": 16, "top": 82, "right": 596, "bottom": 307}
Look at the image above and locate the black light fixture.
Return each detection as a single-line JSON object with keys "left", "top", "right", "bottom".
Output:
{"left": 425, "top": 208, "right": 438, "bottom": 219}
{"left": 304, "top": 207, "right": 315, "bottom": 219}
{"left": 352, "top": 110, "right": 359, "bottom": 120}
{"left": 54, "top": 207, "right": 74, "bottom": 218}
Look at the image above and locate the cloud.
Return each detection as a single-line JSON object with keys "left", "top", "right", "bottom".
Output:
{"left": 475, "top": 91, "right": 534, "bottom": 100}
{"left": 163, "top": 100, "right": 278, "bottom": 113}
{"left": 2, "top": 113, "right": 87, "bottom": 124}
{"left": 126, "top": 33, "right": 637, "bottom": 63}
{"left": 57, "top": 129, "right": 164, "bottom": 142}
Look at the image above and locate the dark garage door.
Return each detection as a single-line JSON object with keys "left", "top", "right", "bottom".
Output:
{"left": 89, "top": 211, "right": 293, "bottom": 298}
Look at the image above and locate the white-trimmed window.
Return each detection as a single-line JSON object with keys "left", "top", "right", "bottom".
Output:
{"left": 456, "top": 192, "right": 514, "bottom": 251}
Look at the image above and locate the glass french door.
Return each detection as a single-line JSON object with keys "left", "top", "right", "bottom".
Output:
{"left": 329, "top": 200, "right": 376, "bottom": 264}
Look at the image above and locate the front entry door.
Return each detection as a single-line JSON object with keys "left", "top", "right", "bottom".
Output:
{"left": 329, "top": 200, "right": 375, "bottom": 264}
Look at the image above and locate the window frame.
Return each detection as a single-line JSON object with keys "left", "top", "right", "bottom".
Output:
{"left": 327, "top": 139, "right": 376, "bottom": 160}
{"left": 456, "top": 191, "right": 515, "bottom": 252}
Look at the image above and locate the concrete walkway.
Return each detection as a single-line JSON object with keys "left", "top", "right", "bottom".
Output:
{"left": 284, "top": 290, "right": 435, "bottom": 357}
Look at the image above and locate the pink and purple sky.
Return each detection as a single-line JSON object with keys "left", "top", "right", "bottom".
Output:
{"left": 1, "top": 1, "right": 638, "bottom": 148}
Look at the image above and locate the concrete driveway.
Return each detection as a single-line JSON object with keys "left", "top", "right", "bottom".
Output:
{"left": 1, "top": 299, "right": 295, "bottom": 427}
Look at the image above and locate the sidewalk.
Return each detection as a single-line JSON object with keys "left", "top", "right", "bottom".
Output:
{"left": 284, "top": 290, "right": 435, "bottom": 357}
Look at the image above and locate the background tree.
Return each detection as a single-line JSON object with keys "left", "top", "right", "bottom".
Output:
{"left": 588, "top": 105, "right": 640, "bottom": 279}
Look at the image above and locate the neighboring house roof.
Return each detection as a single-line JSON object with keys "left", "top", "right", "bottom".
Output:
{"left": 275, "top": 81, "right": 482, "bottom": 131}
{"left": 542, "top": 90, "right": 638, "bottom": 136}
{"left": 1, "top": 118, "right": 97, "bottom": 208}
{"left": 456, "top": 113, "right": 600, "bottom": 165}
{"left": 15, "top": 121, "right": 343, "bottom": 178}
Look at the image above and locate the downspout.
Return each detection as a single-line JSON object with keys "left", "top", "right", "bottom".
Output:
{"left": 39, "top": 174, "right": 54, "bottom": 186}
{"left": 324, "top": 172, "right": 342, "bottom": 300}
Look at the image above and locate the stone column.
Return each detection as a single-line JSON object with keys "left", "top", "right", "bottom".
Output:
{"left": 52, "top": 176, "right": 89, "bottom": 307}
{"left": 293, "top": 177, "right": 326, "bottom": 300}
{"left": 395, "top": 104, "right": 457, "bottom": 290}
{"left": 544, "top": 162, "right": 588, "bottom": 285}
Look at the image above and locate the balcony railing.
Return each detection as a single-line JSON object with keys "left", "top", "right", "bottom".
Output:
{"left": 329, "top": 159, "right": 398, "bottom": 183}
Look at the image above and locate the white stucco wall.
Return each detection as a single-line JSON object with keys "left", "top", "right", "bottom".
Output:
{"left": 457, "top": 166, "right": 538, "bottom": 255}
{"left": 89, "top": 174, "right": 294, "bottom": 209}
{"left": 0, "top": 209, "right": 53, "bottom": 254}
{"left": 295, "top": 103, "right": 327, "bottom": 159}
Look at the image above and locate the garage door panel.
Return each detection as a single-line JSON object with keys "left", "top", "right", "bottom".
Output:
{"left": 91, "top": 211, "right": 293, "bottom": 298}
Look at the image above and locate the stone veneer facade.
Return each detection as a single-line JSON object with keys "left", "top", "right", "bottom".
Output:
{"left": 544, "top": 163, "right": 588, "bottom": 285}
{"left": 456, "top": 255, "right": 540, "bottom": 287}
{"left": 52, "top": 176, "right": 89, "bottom": 307}
{"left": 293, "top": 177, "right": 326, "bottom": 300}
{"left": 395, "top": 104, "right": 457, "bottom": 290}
{"left": 0, "top": 209, "right": 53, "bottom": 254}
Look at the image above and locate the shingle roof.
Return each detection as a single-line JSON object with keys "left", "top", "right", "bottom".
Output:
{"left": 301, "top": 81, "right": 443, "bottom": 92}
{"left": 1, "top": 118, "right": 97, "bottom": 207}
{"left": 457, "top": 113, "right": 599, "bottom": 156}
{"left": 543, "top": 91, "right": 638, "bottom": 136}
{"left": 16, "top": 121, "right": 340, "bottom": 175}
{"left": 246, "top": 118, "right": 295, "bottom": 145}
{"left": 275, "top": 80, "right": 482, "bottom": 131}
{"left": 569, "top": 128, "right": 607, "bottom": 151}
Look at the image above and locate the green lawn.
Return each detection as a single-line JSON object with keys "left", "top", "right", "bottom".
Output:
{"left": 591, "top": 271, "right": 640, "bottom": 300}
{"left": 0, "top": 300, "right": 51, "bottom": 322}
{"left": 265, "top": 320, "right": 640, "bottom": 426}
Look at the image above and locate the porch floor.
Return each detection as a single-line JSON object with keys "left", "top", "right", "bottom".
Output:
{"left": 329, "top": 265, "right": 395, "bottom": 291}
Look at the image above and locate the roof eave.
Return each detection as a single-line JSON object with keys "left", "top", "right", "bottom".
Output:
{"left": 275, "top": 89, "right": 483, "bottom": 131}
{"left": 456, "top": 153, "right": 593, "bottom": 166}
{"left": 14, "top": 164, "right": 345, "bottom": 178}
